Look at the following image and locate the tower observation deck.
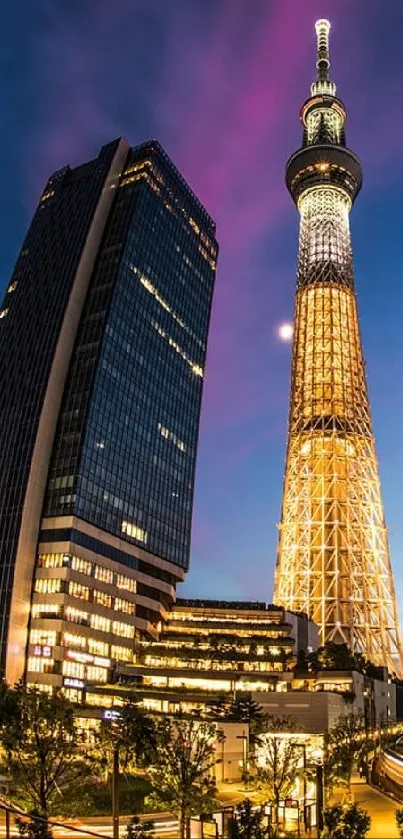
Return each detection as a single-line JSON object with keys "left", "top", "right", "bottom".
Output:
{"left": 274, "top": 20, "right": 403, "bottom": 676}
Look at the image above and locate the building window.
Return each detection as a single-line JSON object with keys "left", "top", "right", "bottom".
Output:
{"left": 116, "top": 574, "right": 137, "bottom": 593}
{"left": 88, "top": 638, "right": 109, "bottom": 657}
{"left": 31, "top": 604, "right": 61, "bottom": 618}
{"left": 27, "top": 657, "right": 54, "bottom": 673}
{"left": 90, "top": 614, "right": 111, "bottom": 633}
{"left": 157, "top": 423, "right": 186, "bottom": 452}
{"left": 87, "top": 666, "right": 108, "bottom": 683}
{"left": 34, "top": 578, "right": 62, "bottom": 594}
{"left": 121, "top": 520, "right": 147, "bottom": 544}
{"left": 94, "top": 590, "right": 112, "bottom": 609}
{"left": 63, "top": 661, "right": 85, "bottom": 679}
{"left": 38, "top": 553, "right": 65, "bottom": 568}
{"left": 69, "top": 581, "right": 90, "bottom": 601}
{"left": 112, "top": 621, "right": 135, "bottom": 639}
{"left": 65, "top": 607, "right": 89, "bottom": 625}
{"left": 114, "top": 597, "right": 135, "bottom": 616}
{"left": 111, "top": 645, "right": 133, "bottom": 662}
{"left": 94, "top": 566, "right": 114, "bottom": 585}
{"left": 63, "top": 632, "right": 87, "bottom": 649}
{"left": 29, "top": 630, "right": 57, "bottom": 646}
{"left": 71, "top": 556, "right": 93, "bottom": 576}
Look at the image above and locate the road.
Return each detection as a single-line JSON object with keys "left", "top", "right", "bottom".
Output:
{"left": 0, "top": 785, "right": 251, "bottom": 839}
{"left": 0, "top": 812, "right": 179, "bottom": 839}
{"left": 352, "top": 780, "right": 399, "bottom": 838}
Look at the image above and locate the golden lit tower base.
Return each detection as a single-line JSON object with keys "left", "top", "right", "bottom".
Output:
{"left": 274, "top": 20, "right": 403, "bottom": 676}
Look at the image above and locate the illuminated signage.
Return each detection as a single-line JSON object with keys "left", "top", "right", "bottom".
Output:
{"left": 32, "top": 645, "right": 52, "bottom": 657}
{"left": 103, "top": 709, "right": 121, "bottom": 721}
{"left": 63, "top": 678, "right": 85, "bottom": 689}
{"left": 66, "top": 650, "right": 110, "bottom": 668}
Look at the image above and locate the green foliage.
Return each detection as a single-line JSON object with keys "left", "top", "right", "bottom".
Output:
{"left": 295, "top": 649, "right": 308, "bottom": 671}
{"left": 306, "top": 643, "right": 369, "bottom": 674}
{"left": 15, "top": 812, "right": 53, "bottom": 839}
{"left": 325, "top": 713, "right": 367, "bottom": 791}
{"left": 254, "top": 717, "right": 303, "bottom": 808}
{"left": 0, "top": 684, "right": 90, "bottom": 819}
{"left": 98, "top": 696, "right": 157, "bottom": 771}
{"left": 396, "top": 807, "right": 403, "bottom": 838}
{"left": 126, "top": 815, "right": 154, "bottom": 839}
{"left": 322, "top": 803, "right": 371, "bottom": 838}
{"left": 228, "top": 800, "right": 270, "bottom": 839}
{"left": 58, "top": 775, "right": 152, "bottom": 816}
{"left": 206, "top": 695, "right": 265, "bottom": 748}
{"left": 148, "top": 717, "right": 220, "bottom": 839}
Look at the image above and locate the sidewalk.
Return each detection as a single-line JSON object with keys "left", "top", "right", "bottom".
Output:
{"left": 351, "top": 780, "right": 399, "bottom": 838}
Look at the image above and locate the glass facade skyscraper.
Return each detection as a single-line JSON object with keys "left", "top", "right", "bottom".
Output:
{"left": 0, "top": 138, "right": 217, "bottom": 694}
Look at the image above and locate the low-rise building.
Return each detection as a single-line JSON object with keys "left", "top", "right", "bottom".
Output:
{"left": 85, "top": 599, "right": 315, "bottom": 712}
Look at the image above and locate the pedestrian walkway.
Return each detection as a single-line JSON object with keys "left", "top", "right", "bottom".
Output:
{"left": 352, "top": 780, "right": 399, "bottom": 838}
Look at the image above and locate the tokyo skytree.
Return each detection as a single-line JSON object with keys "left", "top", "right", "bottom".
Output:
{"left": 274, "top": 20, "right": 402, "bottom": 675}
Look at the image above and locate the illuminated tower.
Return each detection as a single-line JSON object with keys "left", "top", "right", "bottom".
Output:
{"left": 274, "top": 20, "right": 402, "bottom": 675}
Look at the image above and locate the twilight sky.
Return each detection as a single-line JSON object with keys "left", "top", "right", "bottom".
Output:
{"left": 1, "top": 0, "right": 403, "bottom": 616}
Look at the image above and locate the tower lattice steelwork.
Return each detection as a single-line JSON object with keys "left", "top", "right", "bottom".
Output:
{"left": 274, "top": 20, "right": 403, "bottom": 675}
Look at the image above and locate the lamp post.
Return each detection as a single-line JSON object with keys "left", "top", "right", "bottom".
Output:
{"left": 315, "top": 762, "right": 324, "bottom": 838}
{"left": 310, "top": 746, "right": 324, "bottom": 838}
{"left": 112, "top": 743, "right": 119, "bottom": 839}
{"left": 103, "top": 708, "right": 122, "bottom": 839}
{"left": 363, "top": 685, "right": 370, "bottom": 781}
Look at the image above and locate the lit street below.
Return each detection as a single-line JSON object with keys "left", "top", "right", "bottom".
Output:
{"left": 0, "top": 813, "right": 179, "bottom": 839}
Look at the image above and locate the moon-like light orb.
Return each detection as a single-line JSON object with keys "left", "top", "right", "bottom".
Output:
{"left": 278, "top": 322, "right": 293, "bottom": 342}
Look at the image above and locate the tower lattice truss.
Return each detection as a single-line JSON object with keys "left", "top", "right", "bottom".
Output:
{"left": 274, "top": 20, "right": 403, "bottom": 676}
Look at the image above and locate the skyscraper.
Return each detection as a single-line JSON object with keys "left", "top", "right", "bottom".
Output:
{"left": 0, "top": 138, "right": 217, "bottom": 694}
{"left": 274, "top": 20, "right": 402, "bottom": 675}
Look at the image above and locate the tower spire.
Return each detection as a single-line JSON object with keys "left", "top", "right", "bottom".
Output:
{"left": 311, "top": 19, "right": 336, "bottom": 96}
{"left": 315, "top": 19, "right": 330, "bottom": 81}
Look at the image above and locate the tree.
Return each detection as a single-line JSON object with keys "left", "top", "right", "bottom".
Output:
{"left": 325, "top": 714, "right": 367, "bottom": 796}
{"left": 0, "top": 684, "right": 90, "bottom": 833}
{"left": 396, "top": 808, "right": 403, "bottom": 838}
{"left": 322, "top": 803, "right": 371, "bottom": 838}
{"left": 228, "top": 800, "right": 271, "bottom": 839}
{"left": 98, "top": 697, "right": 157, "bottom": 772}
{"left": 205, "top": 694, "right": 232, "bottom": 719}
{"left": 227, "top": 697, "right": 266, "bottom": 747}
{"left": 254, "top": 717, "right": 303, "bottom": 825}
{"left": 148, "top": 717, "right": 221, "bottom": 839}
{"left": 206, "top": 696, "right": 265, "bottom": 749}
{"left": 306, "top": 643, "right": 369, "bottom": 674}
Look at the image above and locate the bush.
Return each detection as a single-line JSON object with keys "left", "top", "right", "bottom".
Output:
{"left": 16, "top": 811, "right": 53, "bottom": 839}
{"left": 322, "top": 803, "right": 371, "bottom": 839}
{"left": 57, "top": 775, "right": 152, "bottom": 816}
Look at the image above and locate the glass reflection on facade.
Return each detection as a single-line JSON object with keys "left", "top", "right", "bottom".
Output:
{"left": 44, "top": 142, "right": 217, "bottom": 570}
